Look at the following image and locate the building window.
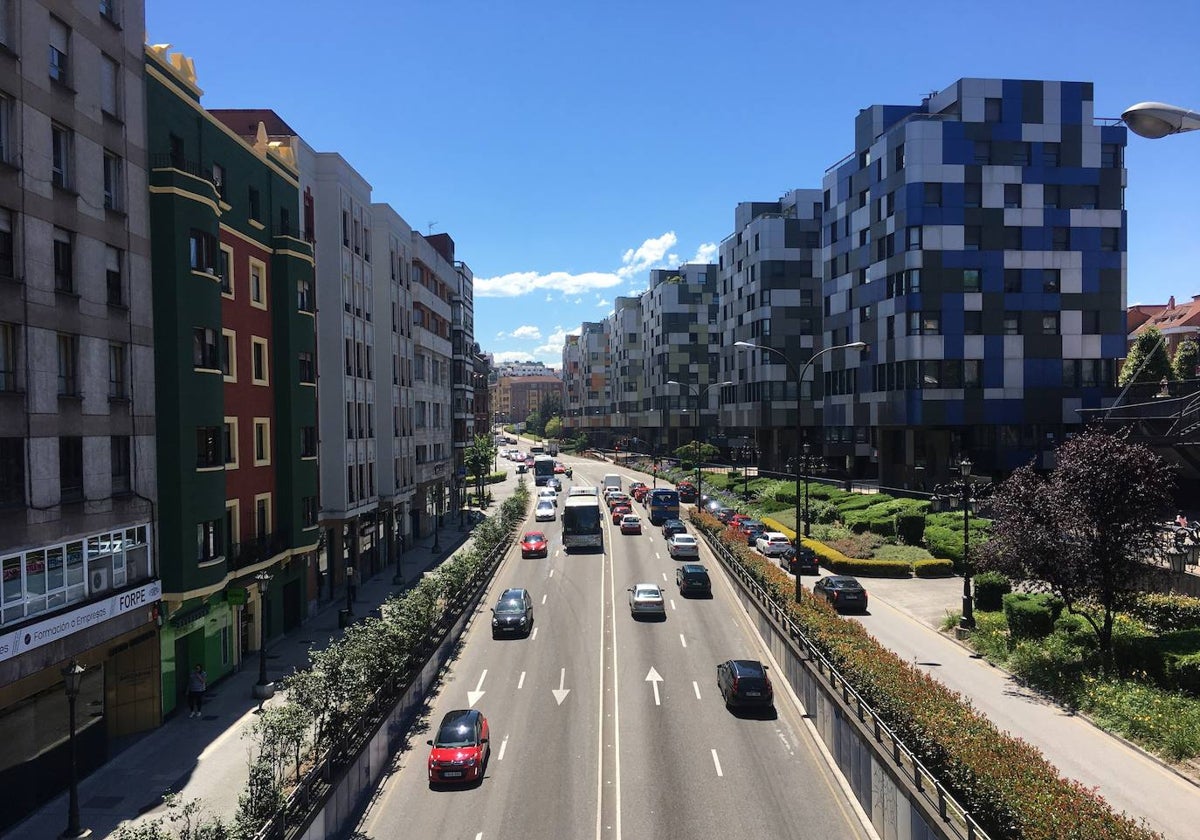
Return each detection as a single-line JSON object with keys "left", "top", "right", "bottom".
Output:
{"left": 1012, "top": 143, "right": 1030, "bottom": 167}
{"left": 249, "top": 259, "right": 266, "bottom": 308}
{"left": 1043, "top": 269, "right": 1060, "bottom": 292}
{"left": 1043, "top": 184, "right": 1060, "bottom": 209}
{"left": 1042, "top": 313, "right": 1060, "bottom": 335}
{"left": 105, "top": 246, "right": 123, "bottom": 305}
{"left": 1044, "top": 143, "right": 1061, "bottom": 167}
{"left": 1101, "top": 228, "right": 1119, "bottom": 252}
{"left": 905, "top": 269, "right": 921, "bottom": 294}
{"left": 251, "top": 336, "right": 269, "bottom": 385}
{"left": 906, "top": 226, "right": 922, "bottom": 251}
{"left": 347, "top": 465, "right": 356, "bottom": 503}
{"left": 1004, "top": 269, "right": 1022, "bottom": 292}
{"left": 1004, "top": 183, "right": 1021, "bottom": 209}
{"left": 1003, "top": 313, "right": 1021, "bottom": 335}
{"left": 0, "top": 322, "right": 14, "bottom": 391}
{"left": 197, "top": 519, "right": 221, "bottom": 562}
{"left": 964, "top": 182, "right": 981, "bottom": 208}
{"left": 221, "top": 329, "right": 236, "bottom": 381}
{"left": 110, "top": 436, "right": 130, "bottom": 494}
{"left": 196, "top": 426, "right": 222, "bottom": 468}
{"left": 300, "top": 425, "right": 317, "bottom": 458}
{"left": 99, "top": 0, "right": 119, "bottom": 25}
{"left": 297, "top": 277, "right": 313, "bottom": 312}
{"left": 1081, "top": 186, "right": 1098, "bottom": 210}
{"left": 963, "top": 269, "right": 981, "bottom": 292}
{"left": 0, "top": 438, "right": 25, "bottom": 506}
{"left": 924, "top": 183, "right": 942, "bottom": 207}
{"left": 973, "top": 141, "right": 990, "bottom": 165}
{"left": 301, "top": 496, "right": 318, "bottom": 528}
{"left": 253, "top": 418, "right": 270, "bottom": 465}
{"left": 298, "top": 351, "right": 315, "bottom": 383}
{"left": 0, "top": 94, "right": 13, "bottom": 166}
{"left": 107, "top": 343, "right": 126, "bottom": 398}
{"left": 1003, "top": 226, "right": 1022, "bottom": 250}
{"left": 1052, "top": 227, "right": 1070, "bottom": 251}
{"left": 59, "top": 436, "right": 83, "bottom": 502}
{"left": 51, "top": 123, "right": 72, "bottom": 190}
{"left": 103, "top": 151, "right": 122, "bottom": 210}
{"left": 211, "top": 163, "right": 224, "bottom": 198}
{"left": 57, "top": 333, "right": 78, "bottom": 395}
{"left": 189, "top": 229, "right": 216, "bottom": 272}
{"left": 964, "top": 360, "right": 982, "bottom": 388}
{"left": 254, "top": 494, "right": 271, "bottom": 537}
{"left": 1101, "top": 143, "right": 1121, "bottom": 168}
{"left": 341, "top": 210, "right": 350, "bottom": 246}
{"left": 192, "top": 327, "right": 219, "bottom": 370}
{"left": 0, "top": 208, "right": 13, "bottom": 280}
{"left": 223, "top": 418, "right": 238, "bottom": 468}
{"left": 984, "top": 97, "right": 1002, "bottom": 122}
{"left": 248, "top": 186, "right": 261, "bottom": 222}
{"left": 964, "top": 226, "right": 981, "bottom": 251}
{"left": 1082, "top": 310, "right": 1101, "bottom": 334}
{"left": 49, "top": 16, "right": 70, "bottom": 84}
{"left": 218, "top": 245, "right": 233, "bottom": 296}
{"left": 964, "top": 311, "right": 983, "bottom": 335}
{"left": 894, "top": 143, "right": 905, "bottom": 171}
{"left": 52, "top": 229, "right": 73, "bottom": 291}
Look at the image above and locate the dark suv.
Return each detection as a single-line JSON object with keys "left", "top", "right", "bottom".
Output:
{"left": 716, "top": 659, "right": 774, "bottom": 708}
{"left": 784, "top": 545, "right": 819, "bottom": 575}
{"left": 661, "top": 519, "right": 687, "bottom": 539}
{"left": 491, "top": 588, "right": 534, "bottom": 637}
{"left": 675, "top": 564, "right": 711, "bottom": 597}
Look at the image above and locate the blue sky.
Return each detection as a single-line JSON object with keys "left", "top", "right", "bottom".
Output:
{"left": 148, "top": 0, "right": 1200, "bottom": 367}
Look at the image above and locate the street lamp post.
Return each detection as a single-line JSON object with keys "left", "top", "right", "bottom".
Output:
{"left": 431, "top": 486, "right": 441, "bottom": 554}
{"left": 1122, "top": 101, "right": 1200, "bottom": 139}
{"left": 739, "top": 444, "right": 759, "bottom": 501}
{"left": 734, "top": 340, "right": 868, "bottom": 542}
{"left": 933, "top": 458, "right": 993, "bottom": 631}
{"left": 666, "top": 379, "right": 732, "bottom": 505}
{"left": 60, "top": 659, "right": 86, "bottom": 839}
{"left": 254, "top": 571, "right": 275, "bottom": 700}
{"left": 791, "top": 442, "right": 825, "bottom": 538}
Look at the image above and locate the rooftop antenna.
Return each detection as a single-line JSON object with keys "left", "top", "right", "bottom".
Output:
{"left": 427, "top": 221, "right": 438, "bottom": 235}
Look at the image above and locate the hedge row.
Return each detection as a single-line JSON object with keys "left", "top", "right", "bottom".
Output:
{"left": 1127, "top": 592, "right": 1200, "bottom": 633}
{"left": 913, "top": 558, "right": 955, "bottom": 578}
{"left": 689, "top": 508, "right": 1162, "bottom": 840}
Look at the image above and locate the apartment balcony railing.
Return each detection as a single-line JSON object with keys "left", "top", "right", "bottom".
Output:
{"left": 227, "top": 529, "right": 291, "bottom": 572}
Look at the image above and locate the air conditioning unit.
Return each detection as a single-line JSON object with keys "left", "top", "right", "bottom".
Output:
{"left": 90, "top": 568, "right": 111, "bottom": 594}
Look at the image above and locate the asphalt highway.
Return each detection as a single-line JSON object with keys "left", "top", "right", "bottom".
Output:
{"left": 356, "top": 455, "right": 873, "bottom": 840}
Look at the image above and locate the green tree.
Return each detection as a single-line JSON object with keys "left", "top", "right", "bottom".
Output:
{"left": 544, "top": 416, "right": 563, "bottom": 439}
{"left": 465, "top": 433, "right": 497, "bottom": 501}
{"left": 674, "top": 442, "right": 720, "bottom": 464}
{"left": 980, "top": 429, "right": 1175, "bottom": 667}
{"left": 1119, "top": 326, "right": 1173, "bottom": 385}
{"left": 1173, "top": 337, "right": 1199, "bottom": 381}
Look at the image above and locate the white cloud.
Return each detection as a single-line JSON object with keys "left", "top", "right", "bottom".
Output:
{"left": 595, "top": 298, "right": 610, "bottom": 309}
{"left": 691, "top": 242, "right": 718, "bottom": 264}
{"left": 617, "top": 232, "right": 678, "bottom": 280}
{"left": 509, "top": 325, "right": 542, "bottom": 340}
{"left": 491, "top": 350, "right": 537, "bottom": 364}
{"left": 530, "top": 326, "right": 576, "bottom": 361}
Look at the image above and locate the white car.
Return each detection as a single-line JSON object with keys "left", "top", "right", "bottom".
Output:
{"left": 755, "top": 532, "right": 792, "bottom": 557}
{"left": 538, "top": 487, "right": 559, "bottom": 506}
{"left": 627, "top": 583, "right": 666, "bottom": 618}
{"left": 667, "top": 533, "right": 699, "bottom": 559}
{"left": 535, "top": 500, "right": 556, "bottom": 522}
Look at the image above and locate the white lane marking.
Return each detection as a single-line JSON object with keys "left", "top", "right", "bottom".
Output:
{"left": 645, "top": 666, "right": 663, "bottom": 706}
{"left": 693, "top": 681, "right": 701, "bottom": 700}
{"left": 549, "top": 568, "right": 555, "bottom": 578}
{"left": 475, "top": 833, "right": 483, "bottom": 840}
{"left": 532, "top": 626, "right": 539, "bottom": 641}
{"left": 517, "top": 671, "right": 526, "bottom": 690}
{"left": 497, "top": 735, "right": 509, "bottom": 761}
{"left": 670, "top": 599, "right": 676, "bottom": 611}
{"left": 655, "top": 553, "right": 661, "bottom": 560}
{"left": 711, "top": 749, "right": 723, "bottom": 777}
{"left": 467, "top": 670, "right": 487, "bottom": 706}
{"left": 679, "top": 634, "right": 687, "bottom": 648}
{"left": 662, "top": 572, "right": 668, "bottom": 582}
{"left": 553, "top": 667, "right": 571, "bottom": 705}
{"left": 606, "top": 515, "right": 624, "bottom": 840}
{"left": 542, "top": 593, "right": 547, "bottom": 604}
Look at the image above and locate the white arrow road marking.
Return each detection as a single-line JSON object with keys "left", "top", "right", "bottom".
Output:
{"left": 552, "top": 667, "right": 571, "bottom": 705}
{"left": 645, "top": 666, "right": 663, "bottom": 706}
{"left": 532, "top": 627, "right": 539, "bottom": 640}
{"left": 467, "top": 670, "right": 487, "bottom": 706}
{"left": 711, "top": 749, "right": 723, "bottom": 777}
{"left": 497, "top": 735, "right": 509, "bottom": 761}
{"left": 679, "top": 634, "right": 687, "bottom": 648}
{"left": 541, "top": 594, "right": 547, "bottom": 604}
{"left": 693, "top": 680, "right": 701, "bottom": 700}
{"left": 518, "top": 671, "right": 526, "bottom": 690}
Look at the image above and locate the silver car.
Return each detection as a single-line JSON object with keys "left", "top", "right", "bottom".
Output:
{"left": 627, "top": 583, "right": 666, "bottom": 619}
{"left": 535, "top": 499, "right": 556, "bottom": 522}
{"left": 667, "top": 533, "right": 699, "bottom": 559}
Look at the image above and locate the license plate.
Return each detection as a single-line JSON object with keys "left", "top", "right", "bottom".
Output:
{"left": 745, "top": 691, "right": 761, "bottom": 697}
{"left": 442, "top": 771, "right": 462, "bottom": 778}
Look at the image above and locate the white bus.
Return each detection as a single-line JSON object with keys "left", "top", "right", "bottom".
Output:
{"left": 562, "top": 495, "right": 604, "bottom": 552}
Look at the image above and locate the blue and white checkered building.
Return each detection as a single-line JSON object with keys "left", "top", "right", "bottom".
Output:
{"left": 821, "top": 78, "right": 1127, "bottom": 486}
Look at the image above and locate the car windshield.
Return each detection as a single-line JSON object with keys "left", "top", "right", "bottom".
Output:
{"left": 635, "top": 587, "right": 660, "bottom": 599}
{"left": 537, "top": 501, "right": 553, "bottom": 509}
{"left": 496, "top": 599, "right": 524, "bottom": 614}
{"left": 830, "top": 579, "right": 860, "bottom": 589}
{"left": 524, "top": 533, "right": 544, "bottom": 543}
{"left": 674, "top": 536, "right": 695, "bottom": 544}
{"left": 434, "top": 722, "right": 477, "bottom": 748}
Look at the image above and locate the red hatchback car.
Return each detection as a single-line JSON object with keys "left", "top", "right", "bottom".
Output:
{"left": 611, "top": 503, "right": 632, "bottom": 523}
{"left": 520, "top": 531, "right": 549, "bottom": 558}
{"left": 427, "top": 708, "right": 490, "bottom": 785}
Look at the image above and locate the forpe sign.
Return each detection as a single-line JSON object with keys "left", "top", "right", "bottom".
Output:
{"left": 0, "top": 580, "right": 162, "bottom": 664}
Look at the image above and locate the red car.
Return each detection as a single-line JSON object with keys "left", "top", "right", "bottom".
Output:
{"left": 427, "top": 709, "right": 490, "bottom": 785}
{"left": 554, "top": 463, "right": 566, "bottom": 474}
{"left": 611, "top": 503, "right": 632, "bottom": 523}
{"left": 632, "top": 485, "right": 650, "bottom": 502}
{"left": 520, "top": 531, "right": 549, "bottom": 558}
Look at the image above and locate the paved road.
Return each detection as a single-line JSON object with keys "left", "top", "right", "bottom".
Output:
{"left": 355, "top": 455, "right": 873, "bottom": 840}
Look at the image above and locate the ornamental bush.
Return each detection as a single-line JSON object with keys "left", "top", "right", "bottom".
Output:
{"left": 1126, "top": 592, "right": 1200, "bottom": 633}
{"left": 895, "top": 513, "right": 926, "bottom": 545}
{"left": 913, "top": 558, "right": 954, "bottom": 577}
{"left": 1003, "top": 592, "right": 1063, "bottom": 640}
{"left": 823, "top": 556, "right": 912, "bottom": 577}
{"left": 972, "top": 571, "right": 1013, "bottom": 611}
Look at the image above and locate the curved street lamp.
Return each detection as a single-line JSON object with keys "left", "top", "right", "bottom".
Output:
{"left": 734, "top": 340, "right": 868, "bottom": 541}
{"left": 1122, "top": 101, "right": 1200, "bottom": 139}
{"left": 666, "top": 378, "right": 733, "bottom": 506}
{"left": 932, "top": 458, "right": 993, "bottom": 631}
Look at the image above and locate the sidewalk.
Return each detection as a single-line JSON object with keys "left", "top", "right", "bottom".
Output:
{"left": 10, "top": 472, "right": 524, "bottom": 840}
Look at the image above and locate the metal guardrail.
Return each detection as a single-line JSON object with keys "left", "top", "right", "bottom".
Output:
{"left": 701, "top": 529, "right": 991, "bottom": 840}
{"left": 252, "top": 521, "right": 521, "bottom": 840}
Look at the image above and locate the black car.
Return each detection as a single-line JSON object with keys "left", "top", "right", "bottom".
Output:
{"left": 784, "top": 545, "right": 820, "bottom": 575}
{"left": 677, "top": 484, "right": 697, "bottom": 503}
{"left": 812, "top": 576, "right": 868, "bottom": 613}
{"left": 715, "top": 508, "right": 738, "bottom": 525}
{"left": 675, "top": 564, "right": 711, "bottom": 597}
{"left": 716, "top": 659, "right": 774, "bottom": 708}
{"left": 661, "top": 519, "right": 688, "bottom": 539}
{"left": 491, "top": 588, "right": 534, "bottom": 637}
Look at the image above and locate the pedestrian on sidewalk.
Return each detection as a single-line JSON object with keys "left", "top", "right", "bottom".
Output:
{"left": 187, "top": 664, "right": 207, "bottom": 718}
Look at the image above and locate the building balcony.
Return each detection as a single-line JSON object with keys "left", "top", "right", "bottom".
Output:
{"left": 226, "top": 529, "right": 291, "bottom": 572}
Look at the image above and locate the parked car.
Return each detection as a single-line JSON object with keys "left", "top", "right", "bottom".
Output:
{"left": 668, "top": 533, "right": 700, "bottom": 559}
{"left": 627, "top": 583, "right": 666, "bottom": 619}
{"left": 619, "top": 514, "right": 642, "bottom": 534}
{"left": 784, "top": 544, "right": 819, "bottom": 575}
{"left": 755, "top": 532, "right": 792, "bottom": 557}
{"left": 716, "top": 659, "right": 774, "bottom": 709}
{"left": 675, "top": 563, "right": 711, "bottom": 596}
{"left": 520, "top": 531, "right": 549, "bottom": 558}
{"left": 661, "top": 519, "right": 688, "bottom": 539}
{"left": 611, "top": 503, "right": 633, "bottom": 524}
{"left": 491, "top": 587, "right": 534, "bottom": 637}
{"left": 535, "top": 500, "right": 556, "bottom": 522}
{"left": 812, "top": 576, "right": 869, "bottom": 613}
{"left": 427, "top": 708, "right": 490, "bottom": 785}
